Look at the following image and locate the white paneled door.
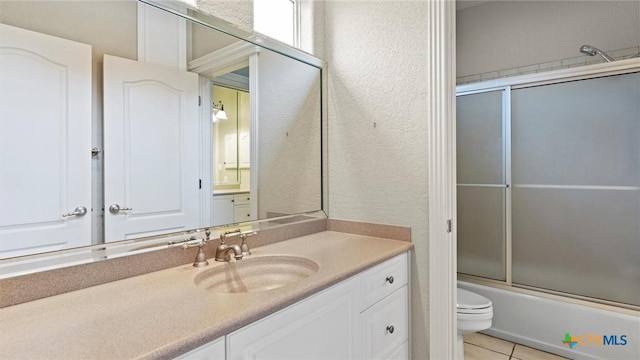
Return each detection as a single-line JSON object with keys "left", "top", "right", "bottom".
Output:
{"left": 0, "top": 24, "right": 92, "bottom": 258}
{"left": 103, "top": 55, "right": 200, "bottom": 242}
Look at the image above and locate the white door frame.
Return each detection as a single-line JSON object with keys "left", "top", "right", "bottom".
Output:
{"left": 189, "top": 41, "right": 261, "bottom": 225}
{"left": 198, "top": 76, "right": 213, "bottom": 226}
{"left": 427, "top": 0, "right": 457, "bottom": 358}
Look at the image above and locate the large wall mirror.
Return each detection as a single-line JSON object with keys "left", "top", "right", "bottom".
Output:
{"left": 0, "top": 0, "right": 323, "bottom": 276}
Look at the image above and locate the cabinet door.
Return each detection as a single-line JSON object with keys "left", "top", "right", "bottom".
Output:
{"left": 224, "top": 134, "right": 237, "bottom": 169}
{"left": 174, "top": 336, "right": 224, "bottom": 360}
{"left": 227, "top": 278, "right": 360, "bottom": 360}
{"left": 212, "top": 195, "right": 234, "bottom": 226}
{"left": 238, "top": 131, "right": 250, "bottom": 169}
{"left": 233, "top": 204, "right": 251, "bottom": 222}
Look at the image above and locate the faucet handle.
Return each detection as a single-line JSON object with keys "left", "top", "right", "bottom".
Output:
{"left": 240, "top": 231, "right": 257, "bottom": 256}
{"left": 220, "top": 228, "right": 242, "bottom": 244}
{"left": 180, "top": 240, "right": 209, "bottom": 267}
{"left": 241, "top": 231, "right": 257, "bottom": 239}
{"left": 179, "top": 236, "right": 202, "bottom": 249}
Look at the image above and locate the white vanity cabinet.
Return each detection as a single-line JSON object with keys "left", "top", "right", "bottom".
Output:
{"left": 212, "top": 195, "right": 234, "bottom": 226}
{"left": 359, "top": 253, "right": 409, "bottom": 360}
{"left": 212, "top": 193, "right": 251, "bottom": 225}
{"left": 227, "top": 274, "right": 360, "bottom": 359}
{"left": 178, "top": 252, "right": 409, "bottom": 360}
{"left": 232, "top": 194, "right": 251, "bottom": 222}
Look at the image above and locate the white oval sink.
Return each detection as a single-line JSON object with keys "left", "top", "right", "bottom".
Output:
{"left": 193, "top": 255, "right": 319, "bottom": 293}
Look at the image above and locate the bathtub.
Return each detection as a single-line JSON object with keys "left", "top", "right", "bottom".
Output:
{"left": 458, "top": 281, "right": 640, "bottom": 360}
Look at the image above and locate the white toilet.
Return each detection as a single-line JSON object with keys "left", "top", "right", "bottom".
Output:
{"left": 457, "top": 287, "right": 493, "bottom": 360}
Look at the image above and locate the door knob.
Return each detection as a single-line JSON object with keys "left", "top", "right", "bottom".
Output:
{"left": 62, "top": 206, "right": 87, "bottom": 218}
{"left": 109, "top": 204, "right": 132, "bottom": 214}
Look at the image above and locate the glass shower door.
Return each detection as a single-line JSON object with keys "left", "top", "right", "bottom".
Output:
{"left": 511, "top": 73, "right": 640, "bottom": 306}
{"left": 457, "top": 90, "right": 508, "bottom": 281}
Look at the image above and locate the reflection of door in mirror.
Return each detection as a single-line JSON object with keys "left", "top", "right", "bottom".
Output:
{"left": 211, "top": 83, "right": 252, "bottom": 226}
{"left": 103, "top": 55, "right": 200, "bottom": 242}
{"left": 0, "top": 24, "right": 92, "bottom": 258}
{"left": 212, "top": 84, "right": 250, "bottom": 187}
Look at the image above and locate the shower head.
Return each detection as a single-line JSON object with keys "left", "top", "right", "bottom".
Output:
{"left": 579, "top": 45, "right": 615, "bottom": 62}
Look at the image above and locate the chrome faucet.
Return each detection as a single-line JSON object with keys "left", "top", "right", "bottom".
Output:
{"left": 215, "top": 229, "right": 244, "bottom": 262}
{"left": 214, "top": 243, "right": 243, "bottom": 262}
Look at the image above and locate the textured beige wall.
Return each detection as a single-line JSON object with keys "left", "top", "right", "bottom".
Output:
{"left": 457, "top": 0, "right": 640, "bottom": 76}
{"left": 196, "top": 0, "right": 254, "bottom": 30}
{"left": 257, "top": 49, "right": 322, "bottom": 218}
{"left": 323, "top": 1, "right": 430, "bottom": 358}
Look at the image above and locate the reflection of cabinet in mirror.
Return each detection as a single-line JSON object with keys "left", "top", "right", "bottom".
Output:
{"left": 212, "top": 193, "right": 251, "bottom": 226}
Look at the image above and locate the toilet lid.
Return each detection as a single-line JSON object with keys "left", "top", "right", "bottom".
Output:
{"left": 457, "top": 288, "right": 492, "bottom": 310}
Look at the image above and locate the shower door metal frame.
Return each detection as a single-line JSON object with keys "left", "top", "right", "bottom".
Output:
{"left": 456, "top": 85, "right": 513, "bottom": 285}
{"left": 456, "top": 58, "right": 640, "bottom": 313}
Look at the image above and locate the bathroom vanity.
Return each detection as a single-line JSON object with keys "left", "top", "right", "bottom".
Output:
{"left": 181, "top": 250, "right": 408, "bottom": 360}
{"left": 0, "top": 230, "right": 412, "bottom": 359}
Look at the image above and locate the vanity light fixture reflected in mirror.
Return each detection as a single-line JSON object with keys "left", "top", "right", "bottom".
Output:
{"left": 212, "top": 100, "right": 228, "bottom": 122}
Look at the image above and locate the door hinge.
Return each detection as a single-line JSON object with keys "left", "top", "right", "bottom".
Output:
{"left": 446, "top": 219, "right": 453, "bottom": 233}
{"left": 198, "top": 96, "right": 202, "bottom": 106}
{"left": 199, "top": 179, "right": 202, "bottom": 189}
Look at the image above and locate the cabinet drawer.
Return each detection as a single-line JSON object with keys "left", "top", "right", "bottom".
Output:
{"left": 361, "top": 253, "right": 408, "bottom": 309}
{"left": 361, "top": 285, "right": 408, "bottom": 360}
{"left": 233, "top": 204, "right": 251, "bottom": 222}
{"left": 233, "top": 193, "right": 250, "bottom": 205}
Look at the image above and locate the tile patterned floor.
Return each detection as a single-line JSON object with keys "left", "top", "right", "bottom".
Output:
{"left": 464, "top": 333, "right": 570, "bottom": 360}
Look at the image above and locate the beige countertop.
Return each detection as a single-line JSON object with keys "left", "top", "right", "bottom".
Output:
{"left": 0, "top": 231, "right": 412, "bottom": 360}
